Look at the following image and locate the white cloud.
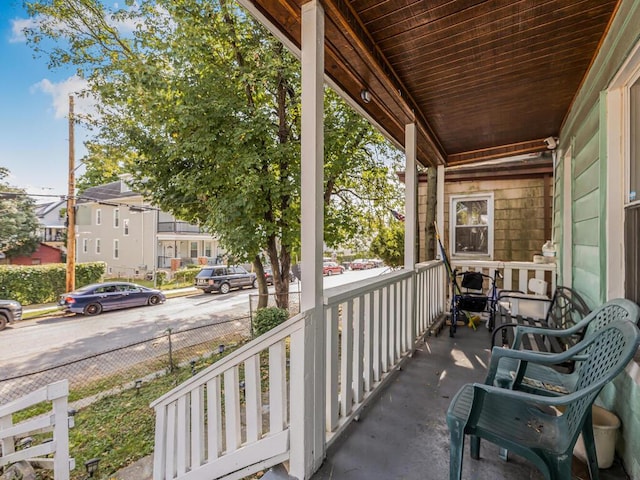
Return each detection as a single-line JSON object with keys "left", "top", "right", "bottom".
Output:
{"left": 31, "top": 76, "right": 96, "bottom": 119}
{"left": 10, "top": 17, "right": 37, "bottom": 43}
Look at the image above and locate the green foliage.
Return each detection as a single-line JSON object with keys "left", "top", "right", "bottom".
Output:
{"left": 155, "top": 270, "right": 168, "bottom": 286}
{"left": 173, "top": 268, "right": 198, "bottom": 284}
{"left": 253, "top": 307, "right": 289, "bottom": 336}
{"left": 22, "top": 0, "right": 404, "bottom": 310}
{"left": 0, "top": 168, "right": 39, "bottom": 258}
{"left": 0, "top": 262, "right": 106, "bottom": 305}
{"left": 370, "top": 221, "right": 405, "bottom": 268}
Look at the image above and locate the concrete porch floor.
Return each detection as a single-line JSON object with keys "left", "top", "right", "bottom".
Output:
{"left": 309, "top": 322, "right": 629, "bottom": 480}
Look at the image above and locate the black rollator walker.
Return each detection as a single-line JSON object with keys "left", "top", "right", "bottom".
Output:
{"left": 449, "top": 269, "right": 501, "bottom": 338}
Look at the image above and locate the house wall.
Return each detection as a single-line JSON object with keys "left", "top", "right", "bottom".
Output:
{"left": 442, "top": 176, "right": 551, "bottom": 263}
{"left": 76, "top": 196, "right": 157, "bottom": 278}
{"left": 9, "top": 243, "right": 63, "bottom": 265}
{"left": 557, "top": 0, "right": 640, "bottom": 476}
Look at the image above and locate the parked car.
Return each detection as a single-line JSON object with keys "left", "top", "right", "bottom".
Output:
{"left": 0, "top": 299, "right": 23, "bottom": 331}
{"left": 350, "top": 259, "right": 375, "bottom": 270}
{"left": 323, "top": 262, "right": 345, "bottom": 275}
{"left": 195, "top": 265, "right": 257, "bottom": 294}
{"left": 264, "top": 267, "right": 296, "bottom": 285}
{"left": 59, "top": 282, "right": 166, "bottom": 316}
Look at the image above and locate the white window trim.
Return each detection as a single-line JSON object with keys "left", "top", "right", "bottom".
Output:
{"left": 96, "top": 208, "right": 102, "bottom": 226}
{"left": 95, "top": 238, "right": 101, "bottom": 255}
{"left": 82, "top": 238, "right": 88, "bottom": 253}
{"left": 113, "top": 239, "right": 119, "bottom": 259}
{"left": 449, "top": 193, "right": 494, "bottom": 259}
{"left": 123, "top": 218, "right": 130, "bottom": 236}
{"left": 114, "top": 208, "right": 120, "bottom": 228}
{"left": 605, "top": 39, "right": 640, "bottom": 300}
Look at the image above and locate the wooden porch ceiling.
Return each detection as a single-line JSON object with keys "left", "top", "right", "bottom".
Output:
{"left": 243, "top": 0, "right": 620, "bottom": 167}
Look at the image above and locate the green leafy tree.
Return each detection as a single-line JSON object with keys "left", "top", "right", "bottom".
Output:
{"left": 370, "top": 219, "right": 404, "bottom": 268}
{"left": 0, "top": 168, "right": 40, "bottom": 259}
{"left": 23, "top": 0, "right": 403, "bottom": 308}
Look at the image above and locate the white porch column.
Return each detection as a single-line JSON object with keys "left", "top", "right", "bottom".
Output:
{"left": 404, "top": 124, "right": 417, "bottom": 343}
{"left": 436, "top": 165, "right": 445, "bottom": 259}
{"left": 291, "top": 1, "right": 325, "bottom": 478}
{"left": 404, "top": 123, "right": 417, "bottom": 268}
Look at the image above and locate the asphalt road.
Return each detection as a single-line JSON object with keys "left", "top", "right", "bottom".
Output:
{"left": 0, "top": 267, "right": 389, "bottom": 372}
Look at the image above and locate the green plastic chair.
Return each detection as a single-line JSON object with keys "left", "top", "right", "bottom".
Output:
{"left": 487, "top": 298, "right": 640, "bottom": 395}
{"left": 447, "top": 320, "right": 640, "bottom": 480}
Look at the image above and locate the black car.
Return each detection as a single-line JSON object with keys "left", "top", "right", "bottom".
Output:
{"left": 195, "top": 265, "right": 257, "bottom": 294}
{"left": 0, "top": 299, "right": 23, "bottom": 331}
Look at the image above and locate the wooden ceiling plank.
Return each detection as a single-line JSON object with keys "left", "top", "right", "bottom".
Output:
{"left": 322, "top": 0, "right": 447, "bottom": 164}
{"left": 387, "top": 14, "right": 610, "bottom": 74}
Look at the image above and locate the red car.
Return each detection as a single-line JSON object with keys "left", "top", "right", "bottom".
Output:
{"left": 350, "top": 259, "right": 374, "bottom": 270}
{"left": 323, "top": 262, "right": 344, "bottom": 276}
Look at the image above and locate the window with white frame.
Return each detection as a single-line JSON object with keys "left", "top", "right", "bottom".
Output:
{"left": 96, "top": 209, "right": 102, "bottom": 225}
{"left": 95, "top": 238, "right": 101, "bottom": 254}
{"left": 82, "top": 238, "right": 88, "bottom": 253}
{"left": 204, "top": 242, "right": 212, "bottom": 257}
{"left": 114, "top": 208, "right": 120, "bottom": 228}
{"left": 114, "top": 239, "right": 119, "bottom": 259}
{"left": 123, "top": 218, "right": 129, "bottom": 236}
{"left": 190, "top": 241, "right": 198, "bottom": 258}
{"left": 449, "top": 194, "right": 493, "bottom": 257}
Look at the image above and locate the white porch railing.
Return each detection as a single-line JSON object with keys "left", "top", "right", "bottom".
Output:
{"left": 0, "top": 380, "right": 74, "bottom": 479}
{"left": 151, "top": 260, "right": 446, "bottom": 480}
{"left": 450, "top": 260, "right": 557, "bottom": 294}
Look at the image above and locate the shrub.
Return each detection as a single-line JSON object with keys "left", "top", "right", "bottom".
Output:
{"left": 173, "top": 268, "right": 199, "bottom": 284}
{"left": 0, "top": 262, "right": 106, "bottom": 305}
{"left": 253, "top": 307, "right": 289, "bottom": 336}
{"left": 155, "top": 270, "right": 168, "bottom": 286}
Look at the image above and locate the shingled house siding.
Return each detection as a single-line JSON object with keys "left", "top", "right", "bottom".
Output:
{"left": 443, "top": 177, "right": 551, "bottom": 263}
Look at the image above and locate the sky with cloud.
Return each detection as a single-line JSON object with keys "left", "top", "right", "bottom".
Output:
{"left": 0, "top": 2, "right": 130, "bottom": 200}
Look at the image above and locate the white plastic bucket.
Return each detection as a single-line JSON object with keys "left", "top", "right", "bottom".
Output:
{"left": 574, "top": 405, "right": 620, "bottom": 469}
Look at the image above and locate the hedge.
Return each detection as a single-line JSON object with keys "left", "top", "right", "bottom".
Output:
{"left": 0, "top": 262, "right": 106, "bottom": 305}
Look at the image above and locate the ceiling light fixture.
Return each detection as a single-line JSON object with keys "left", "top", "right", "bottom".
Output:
{"left": 360, "top": 89, "right": 371, "bottom": 104}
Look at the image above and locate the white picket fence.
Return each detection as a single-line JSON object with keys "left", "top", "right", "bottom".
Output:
{"left": 0, "top": 380, "right": 74, "bottom": 479}
{"left": 151, "top": 261, "right": 447, "bottom": 480}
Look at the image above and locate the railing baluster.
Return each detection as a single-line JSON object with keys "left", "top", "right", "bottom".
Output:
{"left": 363, "top": 292, "right": 374, "bottom": 393}
{"left": 223, "top": 368, "right": 241, "bottom": 452}
{"left": 340, "top": 300, "right": 354, "bottom": 418}
{"left": 269, "top": 340, "right": 287, "bottom": 433}
{"left": 353, "top": 295, "right": 364, "bottom": 404}
{"left": 326, "top": 305, "right": 339, "bottom": 431}
{"left": 245, "top": 355, "right": 262, "bottom": 442}
{"left": 190, "top": 385, "right": 204, "bottom": 469}
{"left": 176, "top": 395, "right": 188, "bottom": 475}
{"left": 206, "top": 377, "right": 222, "bottom": 461}
{"left": 373, "top": 288, "right": 382, "bottom": 382}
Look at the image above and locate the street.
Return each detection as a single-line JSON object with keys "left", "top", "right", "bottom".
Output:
{"left": 0, "top": 267, "right": 389, "bottom": 373}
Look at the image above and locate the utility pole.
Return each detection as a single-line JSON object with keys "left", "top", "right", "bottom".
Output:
{"left": 66, "top": 95, "right": 76, "bottom": 292}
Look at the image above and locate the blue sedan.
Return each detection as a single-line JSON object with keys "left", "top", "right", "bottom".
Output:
{"left": 59, "top": 282, "right": 166, "bottom": 316}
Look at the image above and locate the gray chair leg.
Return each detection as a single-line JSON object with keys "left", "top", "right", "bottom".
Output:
{"left": 470, "top": 435, "right": 480, "bottom": 459}
{"left": 581, "top": 416, "right": 600, "bottom": 480}
{"left": 449, "top": 420, "right": 465, "bottom": 480}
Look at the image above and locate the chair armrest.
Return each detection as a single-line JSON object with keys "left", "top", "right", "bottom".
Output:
{"left": 485, "top": 345, "right": 584, "bottom": 385}
{"left": 472, "top": 382, "right": 593, "bottom": 408}
{"left": 512, "top": 322, "right": 585, "bottom": 350}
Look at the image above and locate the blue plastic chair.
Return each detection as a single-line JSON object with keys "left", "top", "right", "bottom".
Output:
{"left": 447, "top": 320, "right": 640, "bottom": 480}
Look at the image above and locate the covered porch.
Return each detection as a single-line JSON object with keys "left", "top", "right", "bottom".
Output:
{"left": 150, "top": 1, "right": 640, "bottom": 479}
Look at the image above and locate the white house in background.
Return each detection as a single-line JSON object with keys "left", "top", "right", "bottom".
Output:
{"left": 75, "top": 177, "right": 223, "bottom": 278}
{"left": 35, "top": 200, "right": 67, "bottom": 246}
